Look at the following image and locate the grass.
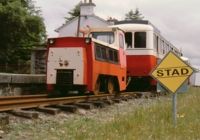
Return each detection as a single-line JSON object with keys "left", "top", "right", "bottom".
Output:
{"left": 5, "top": 87, "right": 200, "bottom": 140}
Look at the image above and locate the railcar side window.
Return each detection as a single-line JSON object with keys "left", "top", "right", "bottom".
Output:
{"left": 95, "top": 44, "right": 107, "bottom": 60}
{"left": 161, "top": 40, "right": 164, "bottom": 54}
{"left": 125, "top": 32, "right": 132, "bottom": 48}
{"left": 101, "top": 47, "right": 107, "bottom": 60}
{"left": 92, "top": 32, "right": 114, "bottom": 44}
{"left": 163, "top": 43, "right": 166, "bottom": 54}
{"left": 153, "top": 34, "right": 159, "bottom": 52}
{"left": 109, "top": 50, "right": 114, "bottom": 61}
{"left": 158, "top": 38, "right": 162, "bottom": 54}
{"left": 134, "top": 32, "right": 146, "bottom": 48}
{"left": 95, "top": 43, "right": 118, "bottom": 63}
{"left": 96, "top": 46, "right": 101, "bottom": 58}
{"left": 167, "top": 44, "right": 169, "bottom": 53}
{"left": 109, "top": 49, "right": 118, "bottom": 62}
{"left": 113, "top": 51, "right": 118, "bottom": 62}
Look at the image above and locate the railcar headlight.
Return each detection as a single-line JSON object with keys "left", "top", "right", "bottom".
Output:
{"left": 85, "top": 38, "right": 91, "bottom": 44}
{"left": 48, "top": 39, "right": 55, "bottom": 45}
{"left": 64, "top": 60, "right": 69, "bottom": 66}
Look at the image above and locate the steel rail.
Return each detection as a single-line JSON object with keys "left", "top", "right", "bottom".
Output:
{"left": 0, "top": 94, "right": 47, "bottom": 101}
{"left": 0, "top": 93, "right": 133, "bottom": 112}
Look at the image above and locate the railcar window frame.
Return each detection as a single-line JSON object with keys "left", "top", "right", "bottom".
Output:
{"left": 119, "top": 34, "right": 125, "bottom": 49}
{"left": 125, "top": 32, "right": 132, "bottom": 48}
{"left": 153, "top": 33, "right": 159, "bottom": 52}
{"left": 134, "top": 32, "right": 146, "bottom": 48}
{"left": 95, "top": 43, "right": 119, "bottom": 64}
{"left": 108, "top": 49, "right": 119, "bottom": 62}
{"left": 91, "top": 32, "right": 115, "bottom": 44}
{"left": 163, "top": 42, "right": 166, "bottom": 54}
{"left": 161, "top": 40, "right": 164, "bottom": 54}
{"left": 159, "top": 37, "right": 163, "bottom": 54}
{"left": 167, "top": 44, "right": 170, "bottom": 53}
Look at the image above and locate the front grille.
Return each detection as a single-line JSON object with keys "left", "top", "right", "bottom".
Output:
{"left": 56, "top": 69, "right": 73, "bottom": 85}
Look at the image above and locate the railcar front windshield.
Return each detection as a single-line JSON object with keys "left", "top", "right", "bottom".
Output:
{"left": 91, "top": 32, "right": 114, "bottom": 44}
{"left": 134, "top": 32, "right": 146, "bottom": 48}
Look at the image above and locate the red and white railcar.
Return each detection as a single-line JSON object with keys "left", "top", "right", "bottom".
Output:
{"left": 113, "top": 20, "right": 182, "bottom": 91}
{"left": 46, "top": 27, "right": 127, "bottom": 96}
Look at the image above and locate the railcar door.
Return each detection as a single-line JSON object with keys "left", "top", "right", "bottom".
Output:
{"left": 119, "top": 33, "right": 126, "bottom": 68}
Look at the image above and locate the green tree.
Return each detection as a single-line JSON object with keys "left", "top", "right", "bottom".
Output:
{"left": 125, "top": 8, "right": 144, "bottom": 20}
{"left": 0, "top": 0, "right": 46, "bottom": 72}
{"left": 65, "top": 2, "right": 81, "bottom": 22}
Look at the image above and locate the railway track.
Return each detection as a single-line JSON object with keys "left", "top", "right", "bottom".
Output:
{"left": 0, "top": 93, "right": 136, "bottom": 112}
{"left": 0, "top": 94, "right": 47, "bottom": 101}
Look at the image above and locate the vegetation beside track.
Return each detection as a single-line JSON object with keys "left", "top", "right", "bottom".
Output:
{"left": 4, "top": 87, "right": 200, "bottom": 140}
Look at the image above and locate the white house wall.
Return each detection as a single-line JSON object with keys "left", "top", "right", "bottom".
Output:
{"left": 195, "top": 72, "right": 200, "bottom": 86}
{"left": 192, "top": 72, "right": 200, "bottom": 86}
{"left": 58, "top": 16, "right": 109, "bottom": 37}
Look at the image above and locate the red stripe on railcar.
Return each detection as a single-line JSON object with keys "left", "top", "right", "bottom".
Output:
{"left": 127, "top": 55, "right": 157, "bottom": 76}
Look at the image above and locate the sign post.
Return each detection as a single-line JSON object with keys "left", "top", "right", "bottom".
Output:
{"left": 151, "top": 51, "right": 194, "bottom": 127}
{"left": 172, "top": 93, "right": 177, "bottom": 126}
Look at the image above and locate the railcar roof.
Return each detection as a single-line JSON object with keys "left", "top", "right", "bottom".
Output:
{"left": 89, "top": 27, "right": 124, "bottom": 32}
{"left": 111, "top": 24, "right": 154, "bottom": 32}
{"left": 114, "top": 20, "right": 160, "bottom": 33}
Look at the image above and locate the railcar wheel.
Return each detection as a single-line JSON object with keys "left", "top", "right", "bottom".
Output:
{"left": 94, "top": 78, "right": 100, "bottom": 95}
{"left": 107, "top": 78, "right": 115, "bottom": 94}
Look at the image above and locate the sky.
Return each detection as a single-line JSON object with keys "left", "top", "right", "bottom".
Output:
{"left": 34, "top": 0, "right": 200, "bottom": 68}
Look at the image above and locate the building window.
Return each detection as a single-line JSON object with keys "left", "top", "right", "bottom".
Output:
{"left": 134, "top": 32, "right": 146, "bottom": 48}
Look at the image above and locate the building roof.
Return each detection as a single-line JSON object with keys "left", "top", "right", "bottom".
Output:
{"left": 55, "top": 15, "right": 110, "bottom": 32}
{"left": 55, "top": 1, "right": 110, "bottom": 33}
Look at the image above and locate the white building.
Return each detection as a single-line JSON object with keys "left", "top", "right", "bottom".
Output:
{"left": 194, "top": 72, "right": 200, "bottom": 86}
{"left": 55, "top": 0, "right": 111, "bottom": 37}
{"left": 190, "top": 66, "right": 200, "bottom": 86}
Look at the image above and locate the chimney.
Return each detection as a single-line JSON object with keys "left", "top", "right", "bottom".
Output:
{"left": 80, "top": 0, "right": 96, "bottom": 16}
